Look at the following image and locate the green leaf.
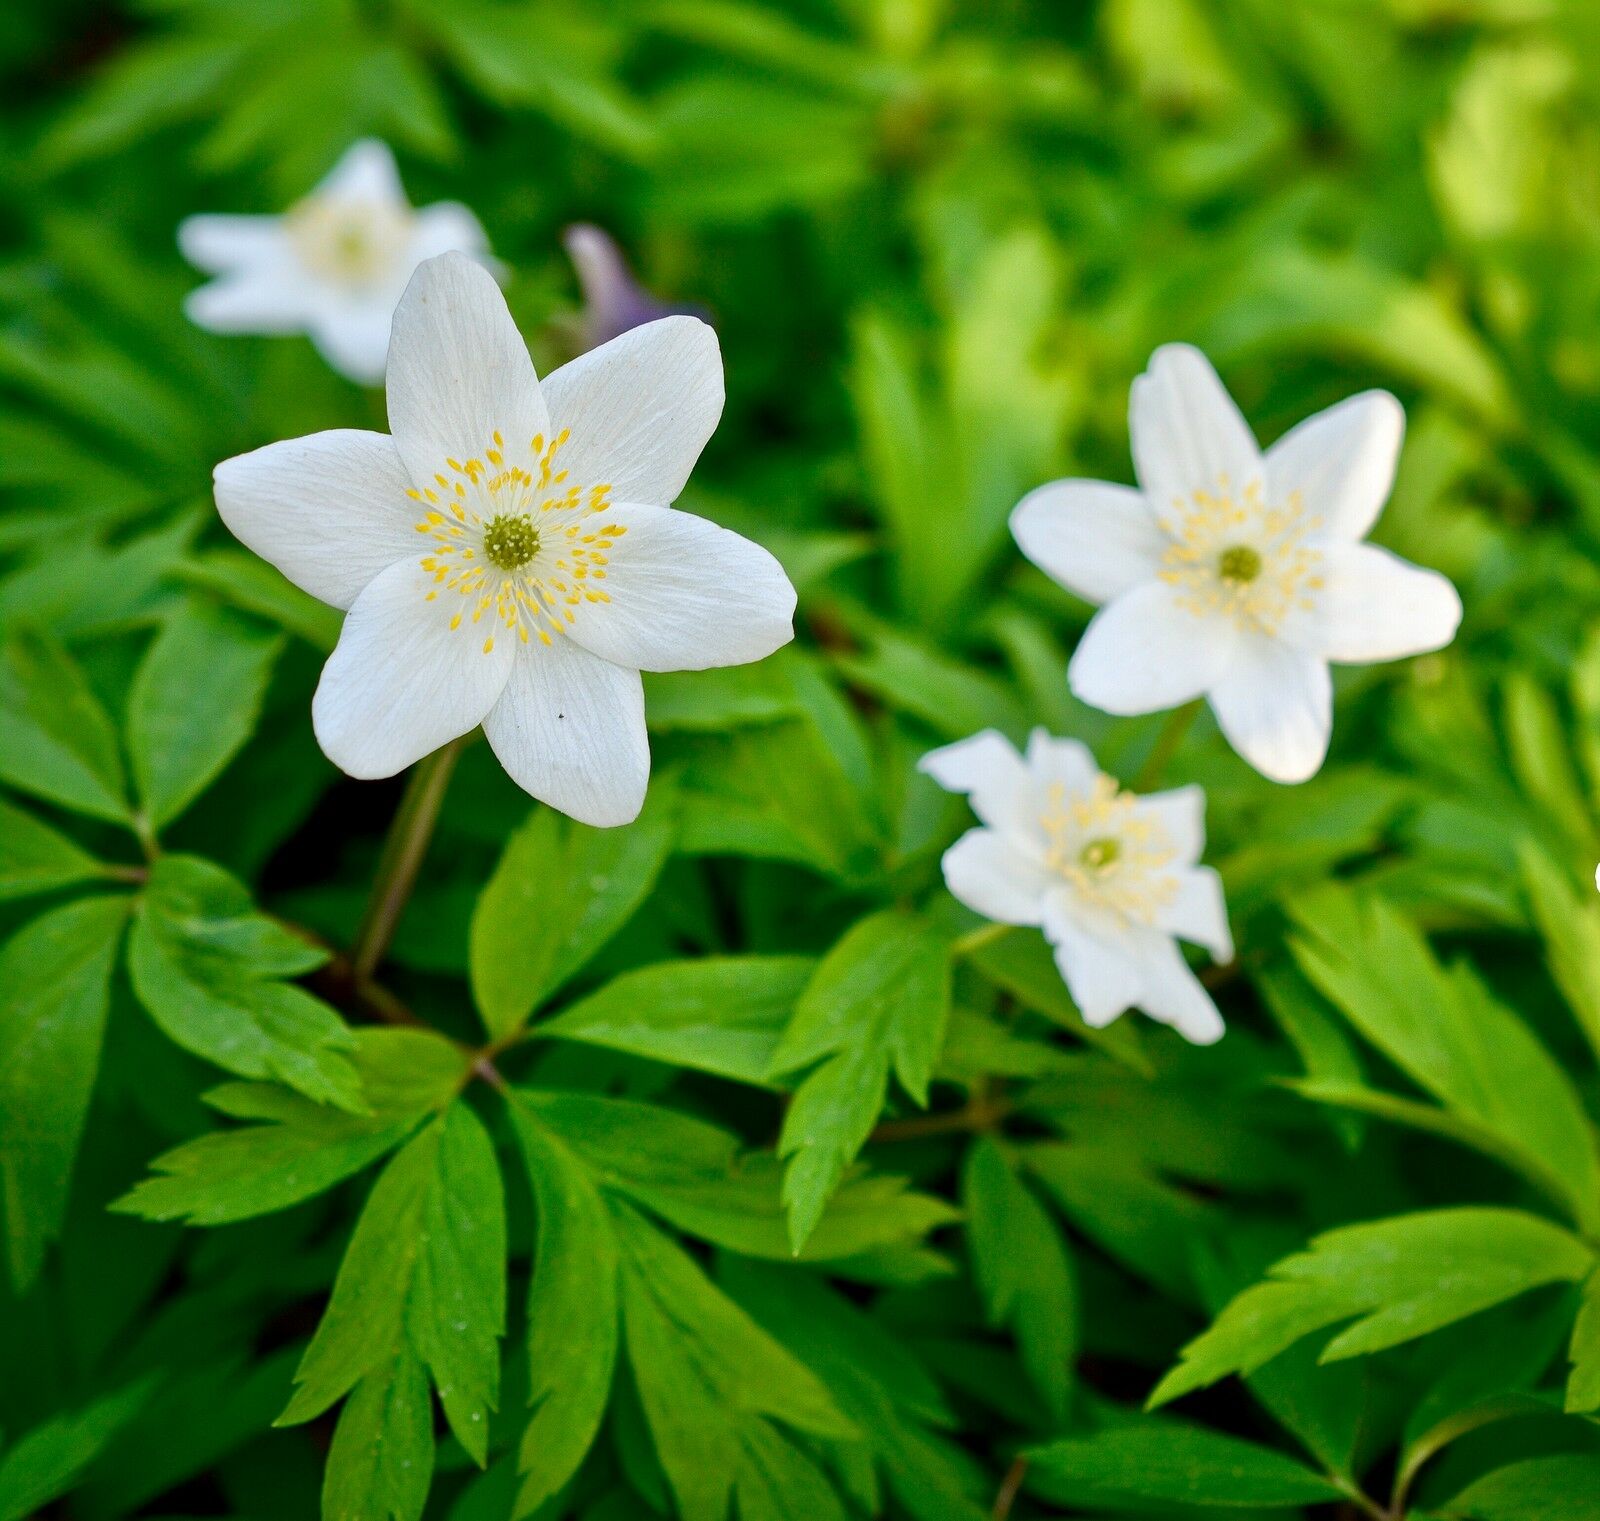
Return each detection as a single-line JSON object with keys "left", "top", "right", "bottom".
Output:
{"left": 113, "top": 1028, "right": 470, "bottom": 1225}
{"left": 535, "top": 955, "right": 814, "bottom": 1084}
{"left": 280, "top": 1102, "right": 506, "bottom": 1469}
{"left": 0, "top": 626, "right": 130, "bottom": 822}
{"left": 1518, "top": 839, "right": 1600, "bottom": 1065}
{"left": 128, "top": 854, "right": 362, "bottom": 1108}
{"left": 615, "top": 1202, "right": 853, "bottom": 1521}
{"left": 1149, "top": 1208, "right": 1595, "bottom": 1408}
{"left": 178, "top": 546, "right": 343, "bottom": 652}
{"left": 0, "top": 1378, "right": 157, "bottom": 1521}
{"left": 508, "top": 1096, "right": 621, "bottom": 1516}
{"left": 962, "top": 1137, "right": 1075, "bottom": 1421}
{"left": 127, "top": 599, "right": 283, "bottom": 829}
{"left": 1288, "top": 888, "right": 1600, "bottom": 1231}
{"left": 1568, "top": 1268, "right": 1600, "bottom": 1414}
{"left": 0, "top": 797, "right": 110, "bottom": 901}
{"left": 1437, "top": 1453, "right": 1600, "bottom": 1520}
{"left": 469, "top": 784, "right": 677, "bottom": 1039}
{"left": 1024, "top": 1424, "right": 1347, "bottom": 1509}
{"left": 769, "top": 910, "right": 951, "bottom": 1249}
{"left": 322, "top": 1347, "right": 434, "bottom": 1521}
{"left": 0, "top": 894, "right": 129, "bottom": 1289}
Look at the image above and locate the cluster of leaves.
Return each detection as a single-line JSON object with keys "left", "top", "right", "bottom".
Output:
{"left": 5, "top": 1, "right": 1600, "bottom": 1519}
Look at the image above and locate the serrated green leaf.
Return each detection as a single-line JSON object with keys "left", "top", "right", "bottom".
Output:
{"left": 113, "top": 1028, "right": 468, "bottom": 1225}
{"left": 1025, "top": 1424, "right": 1347, "bottom": 1509}
{"left": 0, "top": 797, "right": 110, "bottom": 901}
{"left": 962, "top": 1137, "right": 1075, "bottom": 1421}
{"left": 536, "top": 955, "right": 813, "bottom": 1084}
{"left": 0, "top": 893, "right": 129, "bottom": 1290}
{"left": 322, "top": 1346, "right": 434, "bottom": 1521}
{"left": 469, "top": 783, "right": 676, "bottom": 1038}
{"left": 769, "top": 910, "right": 950, "bottom": 1248}
{"left": 1149, "top": 1208, "right": 1595, "bottom": 1408}
{"left": 1518, "top": 838, "right": 1600, "bottom": 1065}
{"left": 0, "top": 626, "right": 130, "bottom": 822}
{"left": 127, "top": 599, "right": 283, "bottom": 828}
{"left": 280, "top": 1102, "right": 505, "bottom": 1467}
{"left": 128, "top": 853, "right": 361, "bottom": 1108}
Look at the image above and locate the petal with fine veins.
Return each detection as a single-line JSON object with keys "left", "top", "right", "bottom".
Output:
{"left": 561, "top": 503, "right": 794, "bottom": 673}
{"left": 1265, "top": 390, "right": 1404, "bottom": 542}
{"left": 214, "top": 429, "right": 419, "bottom": 609}
{"left": 941, "top": 829, "right": 1050, "bottom": 927}
{"left": 1208, "top": 639, "right": 1332, "bottom": 784}
{"left": 1069, "top": 581, "right": 1238, "bottom": 716}
{"left": 386, "top": 253, "right": 549, "bottom": 488}
{"left": 1131, "top": 344, "right": 1262, "bottom": 515}
{"left": 539, "top": 316, "right": 724, "bottom": 507}
{"left": 482, "top": 638, "right": 649, "bottom": 827}
{"left": 312, "top": 557, "right": 514, "bottom": 778}
{"left": 1011, "top": 480, "right": 1166, "bottom": 605}
{"left": 1288, "top": 542, "right": 1462, "bottom": 664}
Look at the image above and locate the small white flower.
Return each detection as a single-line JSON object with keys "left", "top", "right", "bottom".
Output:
{"left": 179, "top": 139, "right": 493, "bottom": 384}
{"left": 213, "top": 252, "right": 796, "bottom": 826}
{"left": 1012, "top": 344, "right": 1463, "bottom": 783}
{"left": 921, "top": 729, "right": 1231, "bottom": 1044}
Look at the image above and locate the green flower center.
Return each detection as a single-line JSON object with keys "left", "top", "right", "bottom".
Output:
{"left": 1079, "top": 836, "right": 1121, "bottom": 870}
{"left": 1218, "top": 544, "right": 1262, "bottom": 583}
{"left": 483, "top": 514, "right": 540, "bottom": 571}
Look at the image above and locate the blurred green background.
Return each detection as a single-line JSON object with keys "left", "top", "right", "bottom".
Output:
{"left": 9, "top": 2, "right": 1600, "bottom": 1519}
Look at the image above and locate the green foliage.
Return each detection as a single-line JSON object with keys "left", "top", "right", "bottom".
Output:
{"left": 9, "top": 0, "right": 1600, "bottom": 1516}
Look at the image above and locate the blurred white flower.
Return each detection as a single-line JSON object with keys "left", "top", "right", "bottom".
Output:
{"left": 1012, "top": 344, "right": 1462, "bottom": 783}
{"left": 921, "top": 728, "right": 1231, "bottom": 1044}
{"left": 213, "top": 252, "right": 796, "bottom": 826}
{"left": 178, "top": 139, "right": 493, "bottom": 385}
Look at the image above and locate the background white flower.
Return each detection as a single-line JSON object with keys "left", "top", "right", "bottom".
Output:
{"left": 179, "top": 139, "right": 493, "bottom": 385}
{"left": 921, "top": 728, "right": 1231, "bottom": 1044}
{"left": 213, "top": 251, "right": 796, "bottom": 826}
{"left": 1012, "top": 344, "right": 1463, "bottom": 783}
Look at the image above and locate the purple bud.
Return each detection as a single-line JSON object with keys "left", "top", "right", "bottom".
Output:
{"left": 563, "top": 224, "right": 708, "bottom": 350}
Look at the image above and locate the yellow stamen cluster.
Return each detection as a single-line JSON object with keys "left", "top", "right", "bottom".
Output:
{"left": 410, "top": 428, "right": 625, "bottom": 654}
{"left": 1039, "top": 776, "right": 1177, "bottom": 922}
{"left": 285, "top": 195, "right": 410, "bottom": 286}
{"left": 1157, "top": 478, "right": 1323, "bottom": 635}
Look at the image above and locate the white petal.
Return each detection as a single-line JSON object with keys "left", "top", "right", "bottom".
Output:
{"left": 538, "top": 316, "right": 723, "bottom": 506}
{"left": 308, "top": 303, "right": 395, "bottom": 386}
{"left": 214, "top": 429, "right": 418, "bottom": 609}
{"left": 184, "top": 268, "right": 307, "bottom": 334}
{"left": 1131, "top": 344, "right": 1262, "bottom": 516}
{"left": 1068, "top": 581, "right": 1238, "bottom": 716}
{"left": 317, "top": 138, "right": 406, "bottom": 205}
{"left": 1011, "top": 480, "right": 1166, "bottom": 605}
{"left": 385, "top": 252, "right": 549, "bottom": 489}
{"left": 1151, "top": 866, "right": 1233, "bottom": 962}
{"left": 1208, "top": 638, "right": 1331, "bottom": 784}
{"left": 1133, "top": 933, "right": 1225, "bottom": 1044}
{"left": 1265, "top": 391, "right": 1404, "bottom": 542}
{"left": 940, "top": 829, "right": 1049, "bottom": 927}
{"left": 1289, "top": 542, "right": 1462, "bottom": 664}
{"left": 482, "top": 638, "right": 649, "bottom": 827}
{"left": 1024, "top": 730, "right": 1100, "bottom": 795}
{"left": 1134, "top": 784, "right": 1206, "bottom": 864}
{"left": 312, "top": 557, "right": 513, "bottom": 778}
{"left": 407, "top": 203, "right": 493, "bottom": 265}
{"left": 561, "top": 503, "right": 795, "bottom": 673}
{"left": 1042, "top": 895, "right": 1143, "bottom": 1026}
{"left": 178, "top": 214, "right": 286, "bottom": 274}
{"left": 919, "top": 730, "right": 1031, "bottom": 834}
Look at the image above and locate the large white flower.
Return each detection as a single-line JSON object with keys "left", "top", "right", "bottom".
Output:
{"left": 213, "top": 252, "right": 796, "bottom": 826}
{"left": 1012, "top": 345, "right": 1463, "bottom": 783}
{"left": 179, "top": 139, "right": 493, "bottom": 385}
{"left": 921, "top": 728, "right": 1231, "bottom": 1044}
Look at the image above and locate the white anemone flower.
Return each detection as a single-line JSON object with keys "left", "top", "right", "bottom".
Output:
{"left": 1012, "top": 344, "right": 1463, "bottom": 783}
{"left": 179, "top": 139, "right": 493, "bottom": 385}
{"left": 213, "top": 252, "right": 796, "bottom": 827}
{"left": 921, "top": 728, "right": 1231, "bottom": 1044}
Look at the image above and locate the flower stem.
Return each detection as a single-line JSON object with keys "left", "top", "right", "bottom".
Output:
{"left": 1134, "top": 698, "right": 1202, "bottom": 791}
{"left": 350, "top": 738, "right": 464, "bottom": 983}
